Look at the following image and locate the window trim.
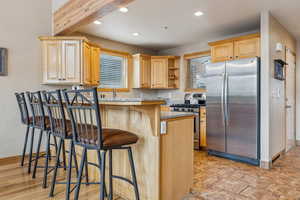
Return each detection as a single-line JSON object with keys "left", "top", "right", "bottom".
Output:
{"left": 184, "top": 50, "right": 211, "bottom": 92}
{"left": 97, "top": 48, "right": 131, "bottom": 92}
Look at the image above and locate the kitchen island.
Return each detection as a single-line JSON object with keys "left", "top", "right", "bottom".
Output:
{"left": 82, "top": 99, "right": 194, "bottom": 200}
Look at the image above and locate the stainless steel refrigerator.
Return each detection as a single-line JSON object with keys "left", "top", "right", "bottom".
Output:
{"left": 204, "top": 57, "right": 260, "bottom": 165}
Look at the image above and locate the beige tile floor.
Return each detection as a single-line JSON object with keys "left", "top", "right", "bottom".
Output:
{"left": 185, "top": 147, "right": 300, "bottom": 200}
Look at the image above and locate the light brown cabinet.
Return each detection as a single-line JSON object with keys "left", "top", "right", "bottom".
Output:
{"left": 40, "top": 36, "right": 100, "bottom": 85}
{"left": 133, "top": 55, "right": 180, "bottom": 89}
{"left": 91, "top": 46, "right": 100, "bottom": 86}
{"left": 200, "top": 107, "right": 206, "bottom": 147}
{"left": 211, "top": 42, "right": 234, "bottom": 63}
{"left": 132, "top": 54, "right": 151, "bottom": 88}
{"left": 209, "top": 33, "right": 260, "bottom": 63}
{"left": 83, "top": 42, "right": 92, "bottom": 85}
{"left": 234, "top": 37, "right": 260, "bottom": 60}
{"left": 151, "top": 57, "right": 169, "bottom": 88}
{"left": 151, "top": 56, "right": 180, "bottom": 89}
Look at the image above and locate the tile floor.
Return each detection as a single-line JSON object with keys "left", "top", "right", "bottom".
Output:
{"left": 1, "top": 147, "right": 300, "bottom": 200}
{"left": 185, "top": 147, "right": 300, "bottom": 200}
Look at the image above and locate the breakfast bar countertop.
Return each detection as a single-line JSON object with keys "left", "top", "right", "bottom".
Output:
{"left": 97, "top": 98, "right": 165, "bottom": 106}
{"left": 160, "top": 111, "right": 196, "bottom": 120}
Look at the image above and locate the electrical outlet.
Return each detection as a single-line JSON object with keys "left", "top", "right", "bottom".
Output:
{"left": 161, "top": 121, "right": 167, "bottom": 134}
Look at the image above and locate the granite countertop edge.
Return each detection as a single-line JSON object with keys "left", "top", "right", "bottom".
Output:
{"left": 160, "top": 111, "right": 196, "bottom": 120}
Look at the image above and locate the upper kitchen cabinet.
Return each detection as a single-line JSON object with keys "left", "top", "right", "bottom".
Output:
{"left": 209, "top": 33, "right": 260, "bottom": 63}
{"left": 151, "top": 56, "right": 180, "bottom": 89}
{"left": 39, "top": 36, "right": 100, "bottom": 85}
{"left": 211, "top": 42, "right": 234, "bottom": 63}
{"left": 132, "top": 54, "right": 151, "bottom": 88}
{"left": 91, "top": 46, "right": 100, "bottom": 86}
{"left": 234, "top": 37, "right": 260, "bottom": 60}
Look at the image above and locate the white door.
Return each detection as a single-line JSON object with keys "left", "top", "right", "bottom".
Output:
{"left": 285, "top": 49, "right": 296, "bottom": 152}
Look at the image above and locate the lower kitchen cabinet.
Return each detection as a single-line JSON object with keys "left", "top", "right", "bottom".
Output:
{"left": 160, "top": 117, "right": 194, "bottom": 200}
{"left": 40, "top": 36, "right": 100, "bottom": 85}
{"left": 200, "top": 107, "right": 207, "bottom": 147}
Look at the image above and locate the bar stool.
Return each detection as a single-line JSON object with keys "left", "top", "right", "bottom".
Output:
{"left": 26, "top": 91, "right": 60, "bottom": 188}
{"left": 42, "top": 89, "right": 80, "bottom": 200}
{"left": 15, "top": 92, "right": 35, "bottom": 172}
{"left": 63, "top": 88, "right": 140, "bottom": 200}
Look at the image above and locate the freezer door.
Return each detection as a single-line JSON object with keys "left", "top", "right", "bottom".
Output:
{"left": 226, "top": 58, "right": 259, "bottom": 159}
{"left": 204, "top": 62, "right": 226, "bottom": 152}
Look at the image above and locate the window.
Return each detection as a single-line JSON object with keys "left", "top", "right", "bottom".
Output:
{"left": 184, "top": 51, "right": 211, "bottom": 91}
{"left": 99, "top": 51, "right": 128, "bottom": 90}
{"left": 187, "top": 56, "right": 211, "bottom": 89}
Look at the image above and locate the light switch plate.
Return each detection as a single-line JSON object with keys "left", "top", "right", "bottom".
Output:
{"left": 161, "top": 121, "right": 167, "bottom": 134}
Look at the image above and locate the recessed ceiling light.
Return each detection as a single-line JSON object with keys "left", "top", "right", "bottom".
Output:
{"left": 93, "top": 20, "right": 102, "bottom": 25}
{"left": 132, "top": 32, "right": 139, "bottom": 36}
{"left": 119, "top": 7, "right": 129, "bottom": 13}
{"left": 194, "top": 11, "right": 204, "bottom": 16}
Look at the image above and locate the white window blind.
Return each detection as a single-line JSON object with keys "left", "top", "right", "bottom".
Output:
{"left": 99, "top": 53, "right": 126, "bottom": 88}
{"left": 188, "top": 56, "right": 211, "bottom": 89}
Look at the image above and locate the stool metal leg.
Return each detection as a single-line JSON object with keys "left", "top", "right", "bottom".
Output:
{"left": 49, "top": 138, "right": 63, "bottom": 197}
{"left": 108, "top": 150, "right": 113, "bottom": 200}
{"left": 72, "top": 142, "right": 79, "bottom": 175}
{"left": 97, "top": 151, "right": 107, "bottom": 198}
{"left": 65, "top": 140, "right": 74, "bottom": 200}
{"left": 21, "top": 126, "right": 30, "bottom": 167}
{"left": 84, "top": 153, "right": 89, "bottom": 185}
{"left": 100, "top": 150, "right": 107, "bottom": 200}
{"left": 62, "top": 140, "right": 67, "bottom": 171}
{"left": 74, "top": 147, "right": 87, "bottom": 200}
{"left": 42, "top": 131, "right": 51, "bottom": 188}
{"left": 32, "top": 130, "right": 43, "bottom": 178}
{"left": 128, "top": 147, "right": 140, "bottom": 200}
{"left": 28, "top": 127, "right": 35, "bottom": 174}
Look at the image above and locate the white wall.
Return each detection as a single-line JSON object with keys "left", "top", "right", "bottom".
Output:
{"left": 296, "top": 40, "right": 300, "bottom": 141}
{"left": 260, "top": 11, "right": 271, "bottom": 165}
{"left": 52, "top": 0, "right": 69, "bottom": 12}
{"left": 0, "top": 0, "right": 52, "bottom": 158}
{"left": 260, "top": 12, "right": 297, "bottom": 165}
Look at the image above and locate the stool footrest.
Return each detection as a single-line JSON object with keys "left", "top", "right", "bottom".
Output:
{"left": 112, "top": 175, "right": 134, "bottom": 186}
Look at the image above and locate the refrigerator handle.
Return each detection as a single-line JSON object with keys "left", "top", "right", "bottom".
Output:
{"left": 221, "top": 73, "right": 226, "bottom": 125}
{"left": 224, "top": 73, "right": 229, "bottom": 123}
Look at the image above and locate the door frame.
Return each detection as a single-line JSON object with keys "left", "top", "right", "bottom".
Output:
{"left": 284, "top": 48, "right": 297, "bottom": 152}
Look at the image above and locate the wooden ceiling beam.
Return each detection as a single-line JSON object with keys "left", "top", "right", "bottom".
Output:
{"left": 53, "top": 0, "right": 134, "bottom": 35}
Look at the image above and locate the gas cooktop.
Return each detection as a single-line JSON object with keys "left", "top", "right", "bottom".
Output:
{"left": 170, "top": 104, "right": 205, "bottom": 108}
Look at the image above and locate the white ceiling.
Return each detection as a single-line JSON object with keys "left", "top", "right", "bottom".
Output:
{"left": 78, "top": 0, "right": 300, "bottom": 51}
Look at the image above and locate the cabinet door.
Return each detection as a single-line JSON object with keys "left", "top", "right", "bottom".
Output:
{"left": 211, "top": 42, "right": 234, "bottom": 63}
{"left": 42, "top": 41, "right": 61, "bottom": 84}
{"left": 140, "top": 55, "right": 151, "bottom": 88}
{"left": 83, "top": 42, "right": 92, "bottom": 85}
{"left": 61, "top": 40, "right": 81, "bottom": 84}
{"left": 91, "top": 46, "right": 100, "bottom": 85}
{"left": 234, "top": 37, "right": 260, "bottom": 59}
{"left": 151, "top": 58, "right": 168, "bottom": 88}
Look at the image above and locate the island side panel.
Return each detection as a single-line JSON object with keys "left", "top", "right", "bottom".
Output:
{"left": 95, "top": 104, "right": 161, "bottom": 200}
{"left": 160, "top": 117, "right": 194, "bottom": 200}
